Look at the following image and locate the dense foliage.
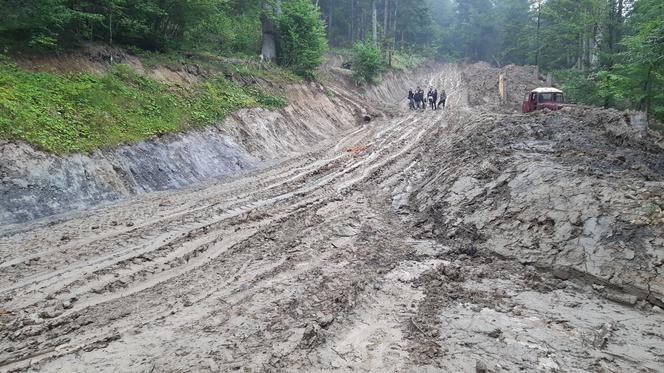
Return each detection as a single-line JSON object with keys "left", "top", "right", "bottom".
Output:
{"left": 0, "top": 61, "right": 285, "bottom": 153}
{"left": 351, "top": 41, "right": 385, "bottom": 84}
{"left": 0, "top": 0, "right": 264, "bottom": 53}
{"left": 277, "top": 0, "right": 328, "bottom": 78}
{"left": 0, "top": 0, "right": 331, "bottom": 77}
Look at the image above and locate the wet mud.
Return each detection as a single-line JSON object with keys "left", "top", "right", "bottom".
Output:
{"left": 1, "top": 63, "right": 663, "bottom": 372}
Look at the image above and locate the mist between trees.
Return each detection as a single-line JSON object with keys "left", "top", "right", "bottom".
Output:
{"left": 0, "top": 0, "right": 662, "bottom": 123}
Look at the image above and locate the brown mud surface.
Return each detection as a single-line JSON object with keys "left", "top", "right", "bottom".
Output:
{"left": 1, "top": 63, "right": 663, "bottom": 372}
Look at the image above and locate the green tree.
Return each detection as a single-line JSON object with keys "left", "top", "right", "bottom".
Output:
{"left": 277, "top": 0, "right": 328, "bottom": 78}
{"left": 537, "top": 0, "right": 606, "bottom": 70}
{"left": 453, "top": 0, "right": 498, "bottom": 61}
{"left": 351, "top": 40, "right": 385, "bottom": 84}
{"left": 183, "top": 0, "right": 262, "bottom": 54}
{"left": 494, "top": 0, "right": 532, "bottom": 65}
{"left": 616, "top": 0, "right": 664, "bottom": 121}
{"left": 426, "top": 0, "right": 457, "bottom": 58}
{"left": 0, "top": 0, "right": 264, "bottom": 53}
{"left": 0, "top": 0, "right": 98, "bottom": 49}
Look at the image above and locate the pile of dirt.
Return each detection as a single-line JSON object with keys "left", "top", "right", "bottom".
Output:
{"left": 460, "top": 62, "right": 546, "bottom": 111}
{"left": 409, "top": 106, "right": 664, "bottom": 307}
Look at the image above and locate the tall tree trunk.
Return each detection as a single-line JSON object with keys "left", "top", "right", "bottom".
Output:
{"left": 383, "top": 0, "right": 388, "bottom": 38}
{"left": 350, "top": 0, "right": 355, "bottom": 43}
{"left": 372, "top": 0, "right": 378, "bottom": 46}
{"left": 328, "top": 6, "right": 332, "bottom": 45}
{"left": 643, "top": 65, "right": 653, "bottom": 119}
{"left": 362, "top": 8, "right": 367, "bottom": 40}
{"left": 613, "top": 0, "right": 624, "bottom": 54}
{"left": 393, "top": 0, "right": 398, "bottom": 49}
{"left": 608, "top": 0, "right": 616, "bottom": 54}
{"left": 589, "top": 25, "right": 599, "bottom": 67}
{"left": 584, "top": 34, "right": 589, "bottom": 70}
{"left": 108, "top": 3, "right": 113, "bottom": 47}
{"left": 535, "top": 0, "right": 541, "bottom": 67}
{"left": 576, "top": 34, "right": 583, "bottom": 70}
{"left": 360, "top": 8, "right": 364, "bottom": 41}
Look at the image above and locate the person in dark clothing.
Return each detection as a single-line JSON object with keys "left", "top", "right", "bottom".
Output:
{"left": 438, "top": 90, "right": 447, "bottom": 109}
{"left": 418, "top": 87, "right": 425, "bottom": 110}
{"left": 414, "top": 86, "right": 422, "bottom": 109}
{"left": 431, "top": 89, "right": 438, "bottom": 110}
{"left": 427, "top": 88, "right": 434, "bottom": 110}
{"left": 408, "top": 89, "right": 415, "bottom": 110}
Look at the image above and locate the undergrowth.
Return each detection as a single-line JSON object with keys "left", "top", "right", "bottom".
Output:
{"left": 391, "top": 52, "right": 426, "bottom": 71}
{"left": 0, "top": 62, "right": 286, "bottom": 154}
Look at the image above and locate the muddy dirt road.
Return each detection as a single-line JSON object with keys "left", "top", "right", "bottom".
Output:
{"left": 1, "top": 64, "right": 664, "bottom": 372}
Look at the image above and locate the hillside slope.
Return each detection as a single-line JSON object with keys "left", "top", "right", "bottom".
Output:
{"left": 0, "top": 50, "right": 374, "bottom": 226}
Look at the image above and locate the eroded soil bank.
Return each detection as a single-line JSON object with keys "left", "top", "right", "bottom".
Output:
{"left": 1, "top": 62, "right": 663, "bottom": 372}
{"left": 0, "top": 79, "right": 370, "bottom": 226}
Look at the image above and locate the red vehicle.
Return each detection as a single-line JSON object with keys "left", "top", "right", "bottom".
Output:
{"left": 522, "top": 87, "right": 565, "bottom": 113}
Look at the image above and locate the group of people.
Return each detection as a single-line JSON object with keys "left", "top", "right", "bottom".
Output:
{"left": 408, "top": 87, "right": 447, "bottom": 111}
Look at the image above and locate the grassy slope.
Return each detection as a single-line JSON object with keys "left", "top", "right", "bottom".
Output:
{"left": 0, "top": 57, "right": 291, "bottom": 154}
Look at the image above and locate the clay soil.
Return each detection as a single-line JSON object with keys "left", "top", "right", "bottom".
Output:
{"left": 1, "top": 63, "right": 664, "bottom": 372}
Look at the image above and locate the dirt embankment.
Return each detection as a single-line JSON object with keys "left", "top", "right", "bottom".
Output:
{"left": 409, "top": 106, "right": 664, "bottom": 307}
{"left": 15, "top": 44, "right": 205, "bottom": 85}
{"left": 0, "top": 51, "right": 375, "bottom": 227}
{"left": 460, "top": 62, "right": 544, "bottom": 111}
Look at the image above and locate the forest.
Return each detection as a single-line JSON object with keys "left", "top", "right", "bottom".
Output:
{"left": 0, "top": 0, "right": 662, "bottom": 122}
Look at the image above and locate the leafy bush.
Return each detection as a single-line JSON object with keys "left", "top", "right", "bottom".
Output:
{"left": 351, "top": 41, "right": 385, "bottom": 84}
{"left": 277, "top": 0, "right": 328, "bottom": 78}
{"left": 0, "top": 62, "right": 286, "bottom": 153}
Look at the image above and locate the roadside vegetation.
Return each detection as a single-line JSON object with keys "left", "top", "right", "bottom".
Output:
{"left": 277, "top": 0, "right": 329, "bottom": 79}
{"left": 0, "top": 61, "right": 285, "bottom": 153}
{"left": 351, "top": 41, "right": 385, "bottom": 84}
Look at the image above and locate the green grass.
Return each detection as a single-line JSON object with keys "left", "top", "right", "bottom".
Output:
{"left": 0, "top": 62, "right": 286, "bottom": 154}
{"left": 391, "top": 52, "right": 426, "bottom": 71}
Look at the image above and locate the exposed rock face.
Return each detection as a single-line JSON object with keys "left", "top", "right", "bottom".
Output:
{"left": 0, "top": 133, "right": 256, "bottom": 225}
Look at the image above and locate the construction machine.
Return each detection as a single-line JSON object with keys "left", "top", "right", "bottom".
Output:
{"left": 522, "top": 87, "right": 565, "bottom": 113}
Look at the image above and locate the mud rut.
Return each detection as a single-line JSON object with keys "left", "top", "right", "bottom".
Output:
{"left": 1, "top": 66, "right": 663, "bottom": 372}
